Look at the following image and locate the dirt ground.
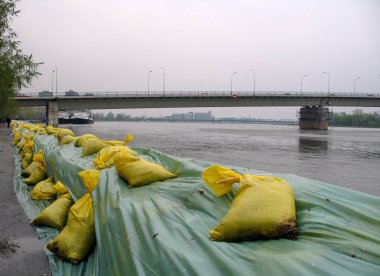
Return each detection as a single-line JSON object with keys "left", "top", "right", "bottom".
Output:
{"left": 0, "top": 125, "right": 51, "bottom": 276}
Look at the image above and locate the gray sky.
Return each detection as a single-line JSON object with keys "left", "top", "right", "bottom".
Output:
{"left": 14, "top": 0, "right": 380, "bottom": 118}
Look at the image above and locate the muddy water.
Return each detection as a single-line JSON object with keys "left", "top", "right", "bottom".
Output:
{"left": 67, "top": 122, "right": 380, "bottom": 196}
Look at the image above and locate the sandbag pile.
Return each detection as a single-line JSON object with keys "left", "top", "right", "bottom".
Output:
{"left": 11, "top": 120, "right": 299, "bottom": 271}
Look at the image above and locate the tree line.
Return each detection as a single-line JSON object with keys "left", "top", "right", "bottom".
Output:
{"left": 329, "top": 109, "right": 380, "bottom": 127}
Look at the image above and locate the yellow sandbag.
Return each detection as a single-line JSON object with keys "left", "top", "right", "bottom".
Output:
{"left": 32, "top": 193, "right": 74, "bottom": 229}
{"left": 36, "top": 127, "right": 47, "bottom": 135}
{"left": 21, "top": 151, "right": 33, "bottom": 169}
{"left": 55, "top": 128, "right": 75, "bottom": 137}
{"left": 46, "top": 193, "right": 95, "bottom": 264}
{"left": 82, "top": 138, "right": 107, "bottom": 157}
{"left": 46, "top": 170, "right": 99, "bottom": 264}
{"left": 114, "top": 153, "right": 176, "bottom": 187}
{"left": 33, "top": 149, "right": 44, "bottom": 163}
{"left": 22, "top": 150, "right": 44, "bottom": 177}
{"left": 93, "top": 145, "right": 137, "bottom": 170}
{"left": 74, "top": 134, "right": 97, "bottom": 147}
{"left": 53, "top": 181, "right": 69, "bottom": 194}
{"left": 22, "top": 161, "right": 40, "bottom": 177}
{"left": 13, "top": 130, "right": 21, "bottom": 145}
{"left": 46, "top": 125, "right": 58, "bottom": 135}
{"left": 58, "top": 135, "right": 78, "bottom": 145}
{"left": 24, "top": 165, "right": 47, "bottom": 186}
{"left": 30, "top": 177, "right": 57, "bottom": 200}
{"left": 21, "top": 140, "right": 34, "bottom": 160}
{"left": 16, "top": 134, "right": 28, "bottom": 149}
{"left": 78, "top": 170, "right": 100, "bottom": 193}
{"left": 202, "top": 166, "right": 297, "bottom": 242}
{"left": 101, "top": 134, "right": 134, "bottom": 146}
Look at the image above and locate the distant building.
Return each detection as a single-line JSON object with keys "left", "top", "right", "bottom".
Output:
{"left": 194, "top": 111, "right": 212, "bottom": 121}
{"left": 38, "top": 90, "right": 53, "bottom": 97}
{"left": 170, "top": 111, "right": 213, "bottom": 121}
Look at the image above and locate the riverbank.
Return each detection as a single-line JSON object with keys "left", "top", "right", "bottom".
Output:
{"left": 0, "top": 126, "right": 51, "bottom": 276}
{"left": 11, "top": 121, "right": 380, "bottom": 275}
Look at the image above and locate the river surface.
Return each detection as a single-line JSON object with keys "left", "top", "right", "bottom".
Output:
{"left": 66, "top": 122, "right": 380, "bottom": 197}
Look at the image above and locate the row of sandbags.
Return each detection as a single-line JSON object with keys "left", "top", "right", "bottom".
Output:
{"left": 12, "top": 122, "right": 99, "bottom": 264}
{"left": 12, "top": 121, "right": 298, "bottom": 259}
{"left": 11, "top": 121, "right": 179, "bottom": 264}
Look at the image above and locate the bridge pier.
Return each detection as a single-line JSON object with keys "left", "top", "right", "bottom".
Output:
{"left": 46, "top": 101, "right": 59, "bottom": 127}
{"left": 299, "top": 106, "right": 329, "bottom": 130}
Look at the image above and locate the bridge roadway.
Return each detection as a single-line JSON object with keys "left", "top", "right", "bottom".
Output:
{"left": 15, "top": 91, "right": 380, "bottom": 110}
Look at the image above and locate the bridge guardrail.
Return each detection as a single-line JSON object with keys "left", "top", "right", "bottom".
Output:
{"left": 14, "top": 91, "right": 380, "bottom": 99}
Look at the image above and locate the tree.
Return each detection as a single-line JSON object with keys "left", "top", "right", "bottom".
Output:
{"left": 105, "top": 112, "right": 115, "bottom": 121}
{"left": 0, "top": 0, "right": 40, "bottom": 114}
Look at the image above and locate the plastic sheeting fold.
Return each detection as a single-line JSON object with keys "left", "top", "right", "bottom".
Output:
{"left": 13, "top": 133, "right": 380, "bottom": 276}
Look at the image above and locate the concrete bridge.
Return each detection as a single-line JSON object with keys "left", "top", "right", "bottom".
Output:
{"left": 14, "top": 91, "right": 380, "bottom": 129}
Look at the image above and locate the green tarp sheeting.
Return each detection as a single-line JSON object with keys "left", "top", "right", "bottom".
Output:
{"left": 13, "top": 132, "right": 380, "bottom": 275}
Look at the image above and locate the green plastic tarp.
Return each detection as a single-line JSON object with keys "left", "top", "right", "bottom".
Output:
{"left": 13, "top": 131, "right": 380, "bottom": 275}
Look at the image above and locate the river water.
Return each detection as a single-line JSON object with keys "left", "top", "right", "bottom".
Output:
{"left": 67, "top": 122, "right": 380, "bottom": 197}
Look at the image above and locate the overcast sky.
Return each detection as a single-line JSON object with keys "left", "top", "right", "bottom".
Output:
{"left": 14, "top": 0, "right": 380, "bottom": 118}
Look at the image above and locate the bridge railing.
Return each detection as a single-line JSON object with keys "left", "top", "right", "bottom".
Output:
{"left": 14, "top": 91, "right": 380, "bottom": 99}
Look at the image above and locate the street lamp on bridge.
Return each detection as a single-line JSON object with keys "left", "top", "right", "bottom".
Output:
{"left": 147, "top": 70, "right": 152, "bottom": 95}
{"left": 51, "top": 69, "right": 55, "bottom": 94}
{"left": 354, "top": 77, "right": 360, "bottom": 93}
{"left": 322, "top": 71, "right": 330, "bottom": 96}
{"left": 230, "top": 72, "right": 237, "bottom": 95}
{"left": 300, "top": 74, "right": 309, "bottom": 92}
{"left": 160, "top": 66, "right": 165, "bottom": 94}
{"left": 249, "top": 68, "right": 255, "bottom": 94}
{"left": 55, "top": 66, "right": 58, "bottom": 96}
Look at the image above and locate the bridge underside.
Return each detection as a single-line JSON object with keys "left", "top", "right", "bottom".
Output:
{"left": 14, "top": 93, "right": 380, "bottom": 128}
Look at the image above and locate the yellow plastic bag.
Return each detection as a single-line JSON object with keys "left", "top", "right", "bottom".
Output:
{"left": 32, "top": 149, "right": 44, "bottom": 163}
{"left": 32, "top": 193, "right": 74, "bottom": 229}
{"left": 93, "top": 145, "right": 137, "bottom": 170}
{"left": 30, "top": 177, "right": 57, "bottom": 200}
{"left": 21, "top": 140, "right": 34, "bottom": 160}
{"left": 46, "top": 125, "right": 58, "bottom": 135}
{"left": 74, "top": 134, "right": 97, "bottom": 147}
{"left": 13, "top": 130, "right": 21, "bottom": 145}
{"left": 46, "top": 170, "right": 99, "bottom": 264}
{"left": 101, "top": 134, "right": 134, "bottom": 146}
{"left": 24, "top": 164, "right": 47, "bottom": 186}
{"left": 22, "top": 160, "right": 40, "bottom": 177}
{"left": 202, "top": 165, "right": 297, "bottom": 242}
{"left": 16, "top": 134, "right": 28, "bottom": 149}
{"left": 201, "top": 165, "right": 241, "bottom": 196}
{"left": 114, "top": 153, "right": 177, "bottom": 187}
{"left": 78, "top": 170, "right": 100, "bottom": 193}
{"left": 82, "top": 138, "right": 107, "bottom": 157}
{"left": 58, "top": 135, "right": 78, "bottom": 145}
{"left": 55, "top": 128, "right": 75, "bottom": 137}
{"left": 21, "top": 151, "right": 33, "bottom": 169}
{"left": 53, "top": 181, "right": 69, "bottom": 195}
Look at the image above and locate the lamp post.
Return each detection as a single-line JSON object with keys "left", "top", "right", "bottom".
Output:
{"left": 55, "top": 66, "right": 58, "bottom": 96}
{"left": 354, "top": 77, "right": 360, "bottom": 93}
{"left": 147, "top": 70, "right": 152, "bottom": 95}
{"left": 249, "top": 68, "right": 255, "bottom": 94}
{"left": 51, "top": 70, "right": 55, "bottom": 94}
{"left": 322, "top": 71, "right": 330, "bottom": 96}
{"left": 160, "top": 66, "right": 165, "bottom": 94}
{"left": 230, "top": 72, "right": 237, "bottom": 95}
{"left": 300, "top": 74, "right": 309, "bottom": 92}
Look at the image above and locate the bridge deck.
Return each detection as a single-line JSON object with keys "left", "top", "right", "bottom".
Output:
{"left": 14, "top": 91, "right": 380, "bottom": 109}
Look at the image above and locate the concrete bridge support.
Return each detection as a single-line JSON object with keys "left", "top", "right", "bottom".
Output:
{"left": 299, "top": 106, "right": 329, "bottom": 130}
{"left": 46, "top": 101, "right": 59, "bottom": 127}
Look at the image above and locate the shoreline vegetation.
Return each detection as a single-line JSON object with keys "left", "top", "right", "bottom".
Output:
{"left": 6, "top": 107, "right": 380, "bottom": 128}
